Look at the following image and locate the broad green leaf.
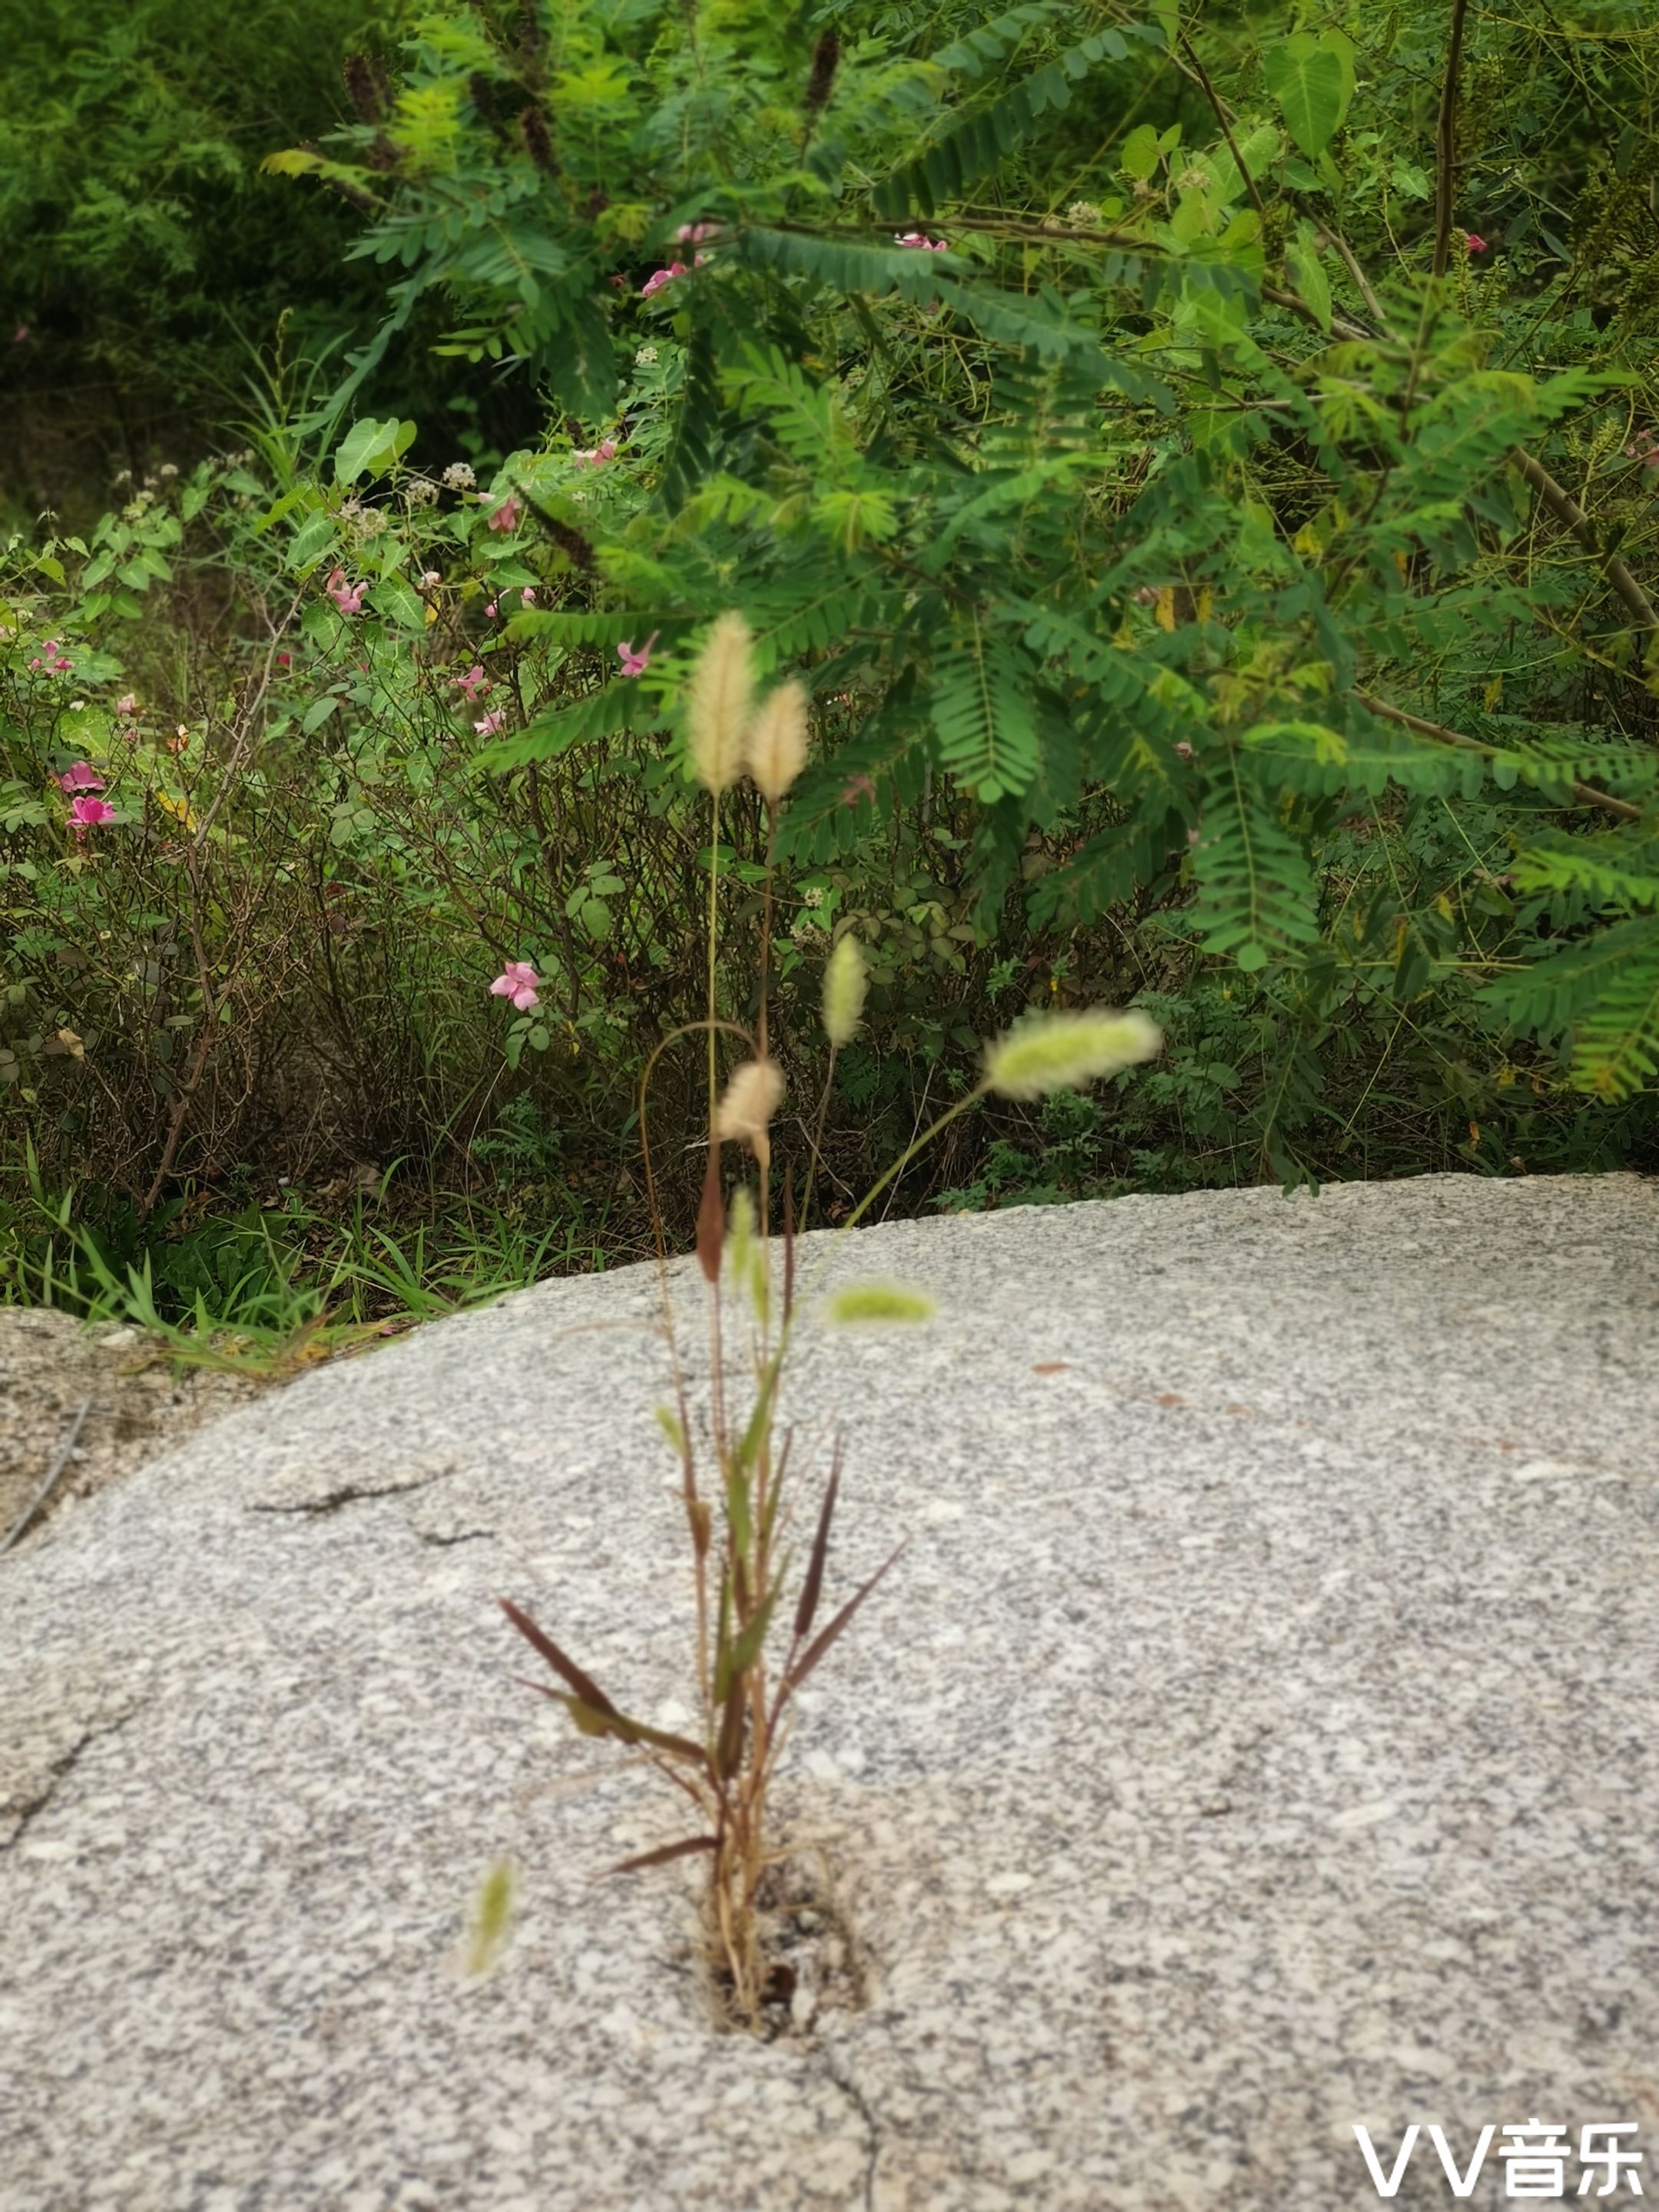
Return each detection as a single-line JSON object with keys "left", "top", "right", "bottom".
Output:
{"left": 1287, "top": 222, "right": 1332, "bottom": 333}
{"left": 334, "top": 416, "right": 413, "bottom": 485}
{"left": 1121, "top": 124, "right": 1161, "bottom": 180}
{"left": 1262, "top": 33, "right": 1354, "bottom": 160}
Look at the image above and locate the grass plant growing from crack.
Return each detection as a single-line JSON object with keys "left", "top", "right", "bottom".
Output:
{"left": 497, "top": 613, "right": 1162, "bottom": 2030}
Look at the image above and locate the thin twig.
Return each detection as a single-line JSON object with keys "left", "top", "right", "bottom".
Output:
{"left": 1509, "top": 449, "right": 1659, "bottom": 635}
{"left": 1, "top": 1400, "right": 93, "bottom": 1556}
{"left": 1353, "top": 690, "right": 1646, "bottom": 821}
{"left": 1432, "top": 0, "right": 1472, "bottom": 280}
{"left": 1329, "top": 232, "right": 1392, "bottom": 333}
{"left": 1179, "top": 33, "right": 1268, "bottom": 224}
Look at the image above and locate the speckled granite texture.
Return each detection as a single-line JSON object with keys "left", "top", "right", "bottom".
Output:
{"left": 2, "top": 1173, "right": 1657, "bottom": 2211}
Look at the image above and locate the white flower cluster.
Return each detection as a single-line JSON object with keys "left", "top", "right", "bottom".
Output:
{"left": 442, "top": 461, "right": 476, "bottom": 491}
{"left": 404, "top": 476, "right": 440, "bottom": 508}
{"left": 634, "top": 345, "right": 658, "bottom": 366}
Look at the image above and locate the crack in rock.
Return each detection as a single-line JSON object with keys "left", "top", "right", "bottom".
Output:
{"left": 250, "top": 1472, "right": 444, "bottom": 1517}
{"left": 2, "top": 1707, "right": 140, "bottom": 1853}
{"left": 416, "top": 1527, "right": 495, "bottom": 1548}
{"left": 819, "top": 2051, "right": 881, "bottom": 2212}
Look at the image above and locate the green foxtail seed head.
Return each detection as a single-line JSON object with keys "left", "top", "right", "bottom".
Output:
{"left": 745, "top": 680, "right": 810, "bottom": 805}
{"left": 464, "top": 1860, "right": 515, "bottom": 1976}
{"left": 827, "top": 1282, "right": 936, "bottom": 1326}
{"left": 983, "top": 1007, "right": 1162, "bottom": 1100}
{"left": 686, "top": 610, "right": 754, "bottom": 793}
{"left": 822, "top": 932, "right": 867, "bottom": 1048}
{"left": 715, "top": 1058, "right": 785, "bottom": 1147}
{"left": 726, "top": 1184, "right": 757, "bottom": 1287}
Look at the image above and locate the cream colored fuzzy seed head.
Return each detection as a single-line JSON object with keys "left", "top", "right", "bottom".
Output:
{"left": 984, "top": 1008, "right": 1162, "bottom": 1100}
{"left": 686, "top": 611, "right": 754, "bottom": 793}
{"left": 746, "top": 680, "right": 810, "bottom": 805}
{"left": 822, "top": 932, "right": 867, "bottom": 1048}
{"left": 715, "top": 1058, "right": 785, "bottom": 1145}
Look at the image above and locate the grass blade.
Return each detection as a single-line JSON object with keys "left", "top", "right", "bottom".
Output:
{"left": 783, "top": 1537, "right": 909, "bottom": 1695}
{"left": 499, "top": 1597, "right": 618, "bottom": 1717}
{"left": 605, "top": 1834, "right": 720, "bottom": 1877}
{"left": 512, "top": 1677, "right": 710, "bottom": 1766}
{"left": 792, "top": 1443, "right": 842, "bottom": 1643}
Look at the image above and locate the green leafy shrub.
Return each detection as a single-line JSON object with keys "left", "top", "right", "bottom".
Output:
{"left": 5, "top": 0, "right": 1659, "bottom": 1341}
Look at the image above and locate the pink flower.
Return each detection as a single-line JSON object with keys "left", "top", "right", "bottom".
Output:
{"left": 276, "top": 652, "right": 292, "bottom": 669}
{"left": 13, "top": 324, "right": 28, "bottom": 343}
{"left": 473, "top": 708, "right": 507, "bottom": 737}
{"left": 1174, "top": 741, "right": 1194, "bottom": 758}
{"left": 326, "top": 567, "right": 365, "bottom": 615}
{"left": 616, "top": 631, "right": 659, "bottom": 677}
{"left": 68, "top": 795, "right": 117, "bottom": 834}
{"left": 839, "top": 773, "right": 877, "bottom": 807}
{"left": 57, "top": 763, "right": 104, "bottom": 792}
{"left": 27, "top": 657, "right": 41, "bottom": 672}
{"left": 489, "top": 961, "right": 540, "bottom": 1012}
{"left": 896, "top": 231, "right": 948, "bottom": 251}
{"left": 486, "top": 495, "right": 522, "bottom": 533}
{"left": 1465, "top": 232, "right": 1488, "bottom": 254}
{"left": 521, "top": 587, "right": 538, "bottom": 605}
{"left": 420, "top": 570, "right": 442, "bottom": 590}
{"left": 115, "top": 693, "right": 137, "bottom": 717}
{"left": 641, "top": 262, "right": 688, "bottom": 298}
{"left": 676, "top": 222, "right": 719, "bottom": 246}
{"left": 51, "top": 655, "right": 73, "bottom": 672}
{"left": 571, "top": 439, "right": 618, "bottom": 469}
{"left": 452, "top": 664, "right": 491, "bottom": 702}
{"left": 484, "top": 600, "right": 498, "bottom": 620}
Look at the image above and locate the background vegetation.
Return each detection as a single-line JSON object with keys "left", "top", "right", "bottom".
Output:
{"left": 4, "top": 0, "right": 1657, "bottom": 1353}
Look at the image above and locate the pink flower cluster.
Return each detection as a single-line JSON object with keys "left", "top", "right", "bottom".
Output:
{"left": 489, "top": 961, "right": 540, "bottom": 1012}
{"left": 58, "top": 763, "right": 114, "bottom": 834}
{"left": 1465, "top": 231, "right": 1489, "bottom": 255}
{"left": 641, "top": 253, "right": 708, "bottom": 298}
{"left": 486, "top": 495, "right": 522, "bottom": 534}
{"left": 676, "top": 222, "right": 720, "bottom": 246}
{"left": 326, "top": 568, "right": 365, "bottom": 615}
{"left": 452, "top": 664, "right": 490, "bottom": 702}
{"left": 616, "top": 631, "right": 658, "bottom": 677}
{"left": 28, "top": 638, "right": 74, "bottom": 674}
{"left": 571, "top": 439, "right": 618, "bottom": 468}
{"left": 896, "top": 232, "right": 949, "bottom": 251}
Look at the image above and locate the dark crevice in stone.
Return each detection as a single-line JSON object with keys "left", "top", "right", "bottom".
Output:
{"left": 417, "top": 1528, "right": 495, "bottom": 1548}
{"left": 2, "top": 1707, "right": 139, "bottom": 1853}
{"left": 250, "top": 1474, "right": 442, "bottom": 1517}
{"left": 820, "top": 2051, "right": 882, "bottom": 2212}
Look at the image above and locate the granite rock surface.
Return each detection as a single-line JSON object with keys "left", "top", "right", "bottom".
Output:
{"left": 2, "top": 1173, "right": 1657, "bottom": 2211}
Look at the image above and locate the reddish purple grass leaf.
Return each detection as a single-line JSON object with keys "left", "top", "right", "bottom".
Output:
{"left": 783, "top": 1538, "right": 909, "bottom": 1695}
{"left": 500, "top": 1596, "right": 618, "bottom": 1715}
{"left": 695, "top": 1144, "right": 724, "bottom": 1282}
{"left": 606, "top": 1834, "right": 719, "bottom": 1877}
